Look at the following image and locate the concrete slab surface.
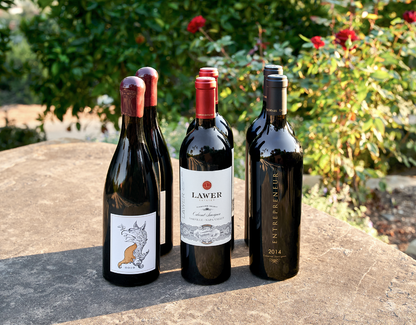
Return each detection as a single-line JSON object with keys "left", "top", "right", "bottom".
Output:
{"left": 0, "top": 140, "right": 415, "bottom": 324}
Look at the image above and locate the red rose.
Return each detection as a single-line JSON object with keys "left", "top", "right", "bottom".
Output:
{"left": 311, "top": 36, "right": 325, "bottom": 49}
{"left": 335, "top": 29, "right": 359, "bottom": 50}
{"left": 403, "top": 11, "right": 416, "bottom": 23}
{"left": 187, "top": 15, "right": 206, "bottom": 33}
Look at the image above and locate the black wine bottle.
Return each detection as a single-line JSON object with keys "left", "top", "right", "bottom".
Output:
{"left": 244, "top": 65, "right": 284, "bottom": 246}
{"left": 180, "top": 76, "right": 232, "bottom": 285}
{"left": 103, "top": 76, "right": 160, "bottom": 286}
{"left": 187, "top": 67, "right": 235, "bottom": 250}
{"left": 249, "top": 74, "right": 303, "bottom": 281}
{"left": 136, "top": 67, "right": 173, "bottom": 256}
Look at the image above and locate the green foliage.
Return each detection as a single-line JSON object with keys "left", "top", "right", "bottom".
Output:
{"left": 290, "top": 6, "right": 416, "bottom": 197}
{"left": 18, "top": 0, "right": 329, "bottom": 128}
{"left": 0, "top": 3, "right": 44, "bottom": 106}
{"left": 303, "top": 184, "right": 387, "bottom": 241}
{"left": 0, "top": 36, "right": 42, "bottom": 105}
{"left": 0, "top": 118, "right": 46, "bottom": 151}
{"left": 200, "top": 39, "right": 295, "bottom": 131}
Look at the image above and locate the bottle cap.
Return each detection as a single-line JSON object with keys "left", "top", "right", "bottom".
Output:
{"left": 264, "top": 64, "right": 283, "bottom": 76}
{"left": 135, "top": 67, "right": 158, "bottom": 107}
{"left": 267, "top": 74, "right": 288, "bottom": 88}
{"left": 195, "top": 76, "right": 216, "bottom": 89}
{"left": 119, "top": 76, "right": 146, "bottom": 117}
{"left": 263, "top": 65, "right": 283, "bottom": 99}
{"left": 199, "top": 67, "right": 219, "bottom": 104}
{"left": 199, "top": 67, "right": 219, "bottom": 78}
{"left": 195, "top": 77, "right": 216, "bottom": 119}
{"left": 266, "top": 74, "right": 288, "bottom": 115}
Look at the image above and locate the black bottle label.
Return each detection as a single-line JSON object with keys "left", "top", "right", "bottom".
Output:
{"left": 110, "top": 212, "right": 156, "bottom": 274}
{"left": 251, "top": 159, "right": 302, "bottom": 279}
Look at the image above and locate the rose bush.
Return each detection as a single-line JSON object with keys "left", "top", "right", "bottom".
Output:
{"left": 289, "top": 10, "right": 416, "bottom": 200}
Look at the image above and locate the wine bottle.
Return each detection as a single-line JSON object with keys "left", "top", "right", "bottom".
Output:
{"left": 180, "top": 76, "right": 232, "bottom": 285}
{"left": 249, "top": 74, "right": 303, "bottom": 281}
{"left": 244, "top": 65, "right": 284, "bottom": 246}
{"left": 136, "top": 67, "right": 173, "bottom": 256}
{"left": 187, "top": 67, "right": 235, "bottom": 250}
{"left": 103, "top": 76, "right": 160, "bottom": 286}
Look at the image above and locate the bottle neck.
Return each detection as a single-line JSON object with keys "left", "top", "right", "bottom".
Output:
{"left": 266, "top": 86, "right": 287, "bottom": 129}
{"left": 266, "top": 114, "right": 287, "bottom": 129}
{"left": 260, "top": 100, "right": 267, "bottom": 118}
{"left": 143, "top": 106, "right": 159, "bottom": 129}
{"left": 120, "top": 115, "right": 145, "bottom": 143}
{"left": 195, "top": 117, "right": 216, "bottom": 129}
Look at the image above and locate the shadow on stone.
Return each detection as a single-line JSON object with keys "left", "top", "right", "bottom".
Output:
{"left": 0, "top": 241, "right": 270, "bottom": 325}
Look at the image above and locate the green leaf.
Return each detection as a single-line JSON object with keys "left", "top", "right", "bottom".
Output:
{"left": 370, "top": 70, "right": 391, "bottom": 81}
{"left": 391, "top": 17, "right": 402, "bottom": 25}
{"left": 234, "top": 3, "right": 246, "bottom": 10}
{"left": 374, "top": 118, "right": 385, "bottom": 135}
{"left": 366, "top": 143, "right": 379, "bottom": 157}
{"left": 155, "top": 18, "right": 165, "bottom": 28}
{"left": 168, "top": 3, "right": 179, "bottom": 9}
{"left": 409, "top": 157, "right": 416, "bottom": 166}
{"left": 76, "top": 122, "right": 81, "bottom": 131}
{"left": 304, "top": 156, "right": 314, "bottom": 165}
{"left": 290, "top": 103, "right": 302, "bottom": 112}
{"left": 362, "top": 119, "right": 373, "bottom": 132}
{"left": 51, "top": 62, "right": 59, "bottom": 76}
{"left": 319, "top": 154, "right": 330, "bottom": 169}
{"left": 299, "top": 34, "right": 311, "bottom": 43}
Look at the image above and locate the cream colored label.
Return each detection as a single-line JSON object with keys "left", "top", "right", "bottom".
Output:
{"left": 110, "top": 212, "right": 156, "bottom": 274}
{"left": 180, "top": 167, "right": 232, "bottom": 246}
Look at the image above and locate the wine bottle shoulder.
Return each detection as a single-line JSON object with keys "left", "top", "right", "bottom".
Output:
{"left": 215, "top": 113, "right": 234, "bottom": 147}
{"left": 180, "top": 127, "right": 232, "bottom": 171}
{"left": 246, "top": 117, "right": 266, "bottom": 144}
{"left": 249, "top": 126, "right": 302, "bottom": 162}
{"left": 104, "top": 140, "right": 158, "bottom": 205}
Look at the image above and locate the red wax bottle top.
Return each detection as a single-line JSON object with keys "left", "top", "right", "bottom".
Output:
{"left": 195, "top": 77, "right": 216, "bottom": 119}
{"left": 119, "top": 76, "right": 146, "bottom": 118}
{"left": 135, "top": 67, "right": 158, "bottom": 107}
{"left": 199, "top": 67, "right": 219, "bottom": 78}
{"left": 199, "top": 67, "right": 219, "bottom": 104}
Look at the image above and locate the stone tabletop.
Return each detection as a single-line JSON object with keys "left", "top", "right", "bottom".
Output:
{"left": 0, "top": 140, "right": 415, "bottom": 324}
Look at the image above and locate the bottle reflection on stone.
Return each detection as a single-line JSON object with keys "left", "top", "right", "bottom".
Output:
{"left": 180, "top": 77, "right": 232, "bottom": 285}
{"left": 136, "top": 67, "right": 173, "bottom": 256}
{"left": 245, "top": 65, "right": 284, "bottom": 247}
{"left": 103, "top": 76, "right": 160, "bottom": 286}
{"left": 249, "top": 74, "right": 303, "bottom": 281}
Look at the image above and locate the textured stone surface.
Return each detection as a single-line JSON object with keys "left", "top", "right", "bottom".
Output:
{"left": 1, "top": 141, "right": 415, "bottom": 324}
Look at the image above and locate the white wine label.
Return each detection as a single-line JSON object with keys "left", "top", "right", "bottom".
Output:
{"left": 110, "top": 212, "right": 156, "bottom": 275}
{"left": 160, "top": 190, "right": 166, "bottom": 245}
{"left": 232, "top": 148, "right": 234, "bottom": 216}
{"left": 180, "top": 167, "right": 232, "bottom": 247}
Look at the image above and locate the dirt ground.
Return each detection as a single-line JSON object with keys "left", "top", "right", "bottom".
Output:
{"left": 365, "top": 186, "right": 416, "bottom": 259}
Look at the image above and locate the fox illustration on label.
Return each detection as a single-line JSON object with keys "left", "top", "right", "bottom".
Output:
{"left": 118, "top": 221, "right": 149, "bottom": 269}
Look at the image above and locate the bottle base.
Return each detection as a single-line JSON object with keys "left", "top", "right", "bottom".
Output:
{"left": 249, "top": 265, "right": 299, "bottom": 281}
{"left": 181, "top": 269, "right": 231, "bottom": 285}
{"left": 103, "top": 270, "right": 159, "bottom": 287}
{"left": 161, "top": 242, "right": 173, "bottom": 256}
